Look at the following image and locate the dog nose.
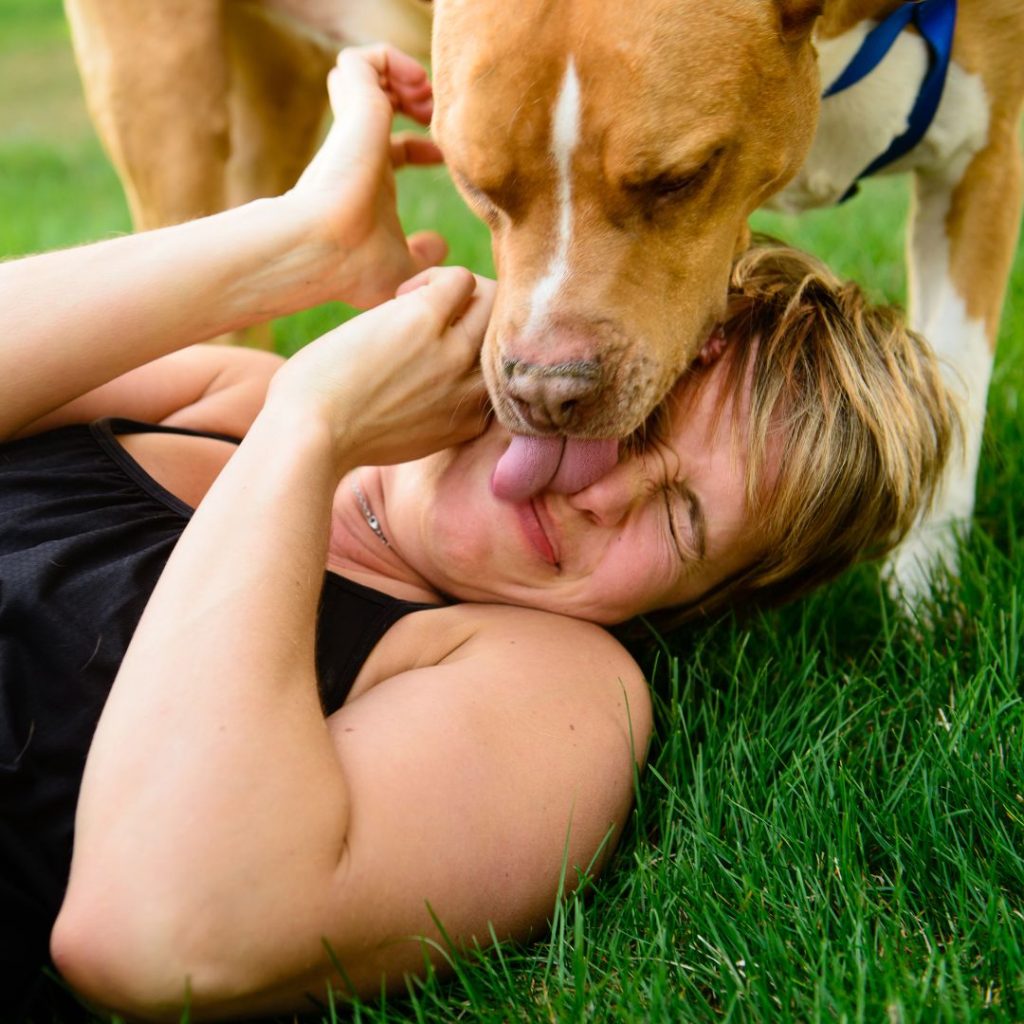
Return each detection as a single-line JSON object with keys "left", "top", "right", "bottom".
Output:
{"left": 502, "top": 357, "right": 601, "bottom": 431}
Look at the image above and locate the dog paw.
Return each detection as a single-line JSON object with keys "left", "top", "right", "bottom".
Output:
{"left": 883, "top": 519, "right": 963, "bottom": 613}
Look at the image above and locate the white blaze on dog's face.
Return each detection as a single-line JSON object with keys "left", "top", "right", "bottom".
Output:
{"left": 431, "top": 0, "right": 824, "bottom": 440}
{"left": 524, "top": 56, "right": 582, "bottom": 339}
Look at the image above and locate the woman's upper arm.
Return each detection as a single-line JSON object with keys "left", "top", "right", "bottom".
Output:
{"left": 312, "top": 608, "right": 651, "bottom": 999}
{"left": 15, "top": 344, "right": 283, "bottom": 438}
{"left": 55, "top": 609, "right": 650, "bottom": 1017}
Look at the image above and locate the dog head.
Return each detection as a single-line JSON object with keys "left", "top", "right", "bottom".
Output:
{"left": 432, "top": 0, "right": 823, "bottom": 441}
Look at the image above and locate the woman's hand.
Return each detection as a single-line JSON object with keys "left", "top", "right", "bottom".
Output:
{"left": 0, "top": 44, "right": 454, "bottom": 439}
{"left": 265, "top": 267, "right": 494, "bottom": 473}
{"left": 285, "top": 45, "right": 450, "bottom": 310}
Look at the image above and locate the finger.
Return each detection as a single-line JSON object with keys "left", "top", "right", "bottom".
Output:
{"left": 393, "top": 92, "right": 434, "bottom": 126}
{"left": 332, "top": 45, "right": 431, "bottom": 112}
{"left": 390, "top": 133, "right": 445, "bottom": 169}
{"left": 406, "top": 231, "right": 448, "bottom": 274}
{"left": 389, "top": 73, "right": 432, "bottom": 103}
{"left": 395, "top": 263, "right": 465, "bottom": 298}
{"left": 379, "top": 46, "right": 432, "bottom": 87}
{"left": 395, "top": 268, "right": 435, "bottom": 297}
{"left": 451, "top": 276, "right": 496, "bottom": 342}
{"left": 324, "top": 62, "right": 392, "bottom": 154}
{"left": 326, "top": 47, "right": 434, "bottom": 162}
{"left": 398, "top": 266, "right": 478, "bottom": 328}
{"left": 330, "top": 47, "right": 393, "bottom": 114}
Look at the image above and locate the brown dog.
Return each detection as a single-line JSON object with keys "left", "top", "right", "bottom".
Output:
{"left": 65, "top": 0, "right": 1024, "bottom": 595}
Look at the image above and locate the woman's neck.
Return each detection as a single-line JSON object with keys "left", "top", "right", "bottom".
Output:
{"left": 327, "top": 468, "right": 444, "bottom": 604}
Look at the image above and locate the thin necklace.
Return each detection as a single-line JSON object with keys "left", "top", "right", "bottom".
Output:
{"left": 351, "top": 479, "right": 390, "bottom": 547}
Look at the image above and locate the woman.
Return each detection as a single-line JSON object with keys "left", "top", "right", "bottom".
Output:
{"left": 0, "top": 47, "right": 955, "bottom": 1020}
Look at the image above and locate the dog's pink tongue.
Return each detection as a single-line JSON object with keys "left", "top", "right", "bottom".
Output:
{"left": 549, "top": 438, "right": 620, "bottom": 494}
{"left": 492, "top": 436, "right": 564, "bottom": 502}
{"left": 491, "top": 436, "right": 619, "bottom": 501}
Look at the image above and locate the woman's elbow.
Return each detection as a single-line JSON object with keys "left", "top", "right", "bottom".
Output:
{"left": 51, "top": 890, "right": 229, "bottom": 1021}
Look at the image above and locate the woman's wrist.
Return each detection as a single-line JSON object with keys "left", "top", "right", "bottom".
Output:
{"left": 254, "top": 385, "right": 362, "bottom": 485}
{"left": 213, "top": 195, "right": 343, "bottom": 325}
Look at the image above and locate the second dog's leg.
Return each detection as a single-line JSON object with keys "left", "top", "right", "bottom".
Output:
{"left": 224, "top": 6, "right": 334, "bottom": 209}
{"left": 65, "top": 0, "right": 230, "bottom": 230}
{"left": 218, "top": 6, "right": 334, "bottom": 349}
{"left": 890, "top": 128, "right": 1024, "bottom": 603}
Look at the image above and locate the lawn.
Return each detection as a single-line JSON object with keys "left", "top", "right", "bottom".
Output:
{"left": 2, "top": 2, "right": 1023, "bottom": 1022}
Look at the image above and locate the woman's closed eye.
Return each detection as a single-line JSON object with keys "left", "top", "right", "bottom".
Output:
{"left": 662, "top": 482, "right": 706, "bottom": 564}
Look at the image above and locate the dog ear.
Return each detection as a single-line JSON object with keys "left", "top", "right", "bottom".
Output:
{"left": 695, "top": 326, "right": 729, "bottom": 368}
{"left": 775, "top": 0, "right": 824, "bottom": 41}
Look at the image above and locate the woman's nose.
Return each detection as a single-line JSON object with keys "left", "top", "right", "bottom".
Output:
{"left": 563, "top": 458, "right": 644, "bottom": 527}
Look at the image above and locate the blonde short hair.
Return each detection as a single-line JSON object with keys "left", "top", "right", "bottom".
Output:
{"left": 651, "top": 237, "right": 961, "bottom": 628}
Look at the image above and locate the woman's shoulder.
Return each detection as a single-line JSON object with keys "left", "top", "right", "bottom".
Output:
{"left": 406, "top": 601, "right": 648, "bottom": 701}
{"left": 447, "top": 600, "right": 634, "bottom": 645}
{"left": 348, "top": 597, "right": 649, "bottom": 728}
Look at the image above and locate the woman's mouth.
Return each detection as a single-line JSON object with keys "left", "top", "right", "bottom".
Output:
{"left": 513, "top": 498, "right": 560, "bottom": 567}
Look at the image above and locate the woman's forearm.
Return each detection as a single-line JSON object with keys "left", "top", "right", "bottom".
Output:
{"left": 60, "top": 407, "right": 354, "bottom": 1003}
{"left": 0, "top": 45, "right": 450, "bottom": 443}
{"left": 0, "top": 196, "right": 330, "bottom": 439}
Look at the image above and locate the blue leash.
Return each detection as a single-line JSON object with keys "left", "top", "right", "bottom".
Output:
{"left": 822, "top": 0, "right": 958, "bottom": 201}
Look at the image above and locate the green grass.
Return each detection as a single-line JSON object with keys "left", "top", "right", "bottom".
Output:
{"left": 3, "top": 2, "right": 1024, "bottom": 1021}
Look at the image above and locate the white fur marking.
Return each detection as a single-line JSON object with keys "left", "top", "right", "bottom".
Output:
{"left": 889, "top": 179, "right": 994, "bottom": 600}
{"left": 526, "top": 57, "right": 581, "bottom": 333}
{"left": 768, "top": 24, "right": 989, "bottom": 212}
{"left": 909, "top": 185, "right": 992, "bottom": 525}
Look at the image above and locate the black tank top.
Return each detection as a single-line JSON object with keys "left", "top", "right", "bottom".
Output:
{"left": 0, "top": 418, "right": 434, "bottom": 1015}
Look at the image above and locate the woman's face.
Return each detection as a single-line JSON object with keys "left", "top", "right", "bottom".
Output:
{"left": 382, "top": 350, "right": 771, "bottom": 625}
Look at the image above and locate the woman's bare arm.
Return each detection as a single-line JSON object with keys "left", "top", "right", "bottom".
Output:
{"left": 13, "top": 344, "right": 284, "bottom": 439}
{"left": 57, "top": 604, "right": 648, "bottom": 1019}
{"left": 0, "top": 45, "right": 446, "bottom": 443}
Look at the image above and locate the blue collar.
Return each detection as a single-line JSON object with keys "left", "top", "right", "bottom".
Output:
{"left": 822, "top": 0, "right": 958, "bottom": 201}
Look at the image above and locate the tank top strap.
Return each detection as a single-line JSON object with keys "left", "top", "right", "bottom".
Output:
{"left": 95, "top": 416, "right": 243, "bottom": 444}
{"left": 88, "top": 417, "right": 240, "bottom": 519}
